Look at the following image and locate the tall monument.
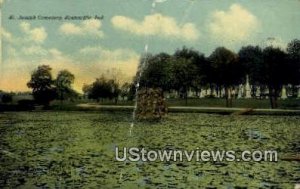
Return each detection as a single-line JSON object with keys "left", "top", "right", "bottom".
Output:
{"left": 281, "top": 85, "right": 287, "bottom": 100}
{"left": 245, "top": 75, "right": 251, "bottom": 98}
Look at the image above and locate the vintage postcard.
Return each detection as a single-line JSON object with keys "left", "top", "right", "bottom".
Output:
{"left": 0, "top": 0, "right": 299, "bottom": 188}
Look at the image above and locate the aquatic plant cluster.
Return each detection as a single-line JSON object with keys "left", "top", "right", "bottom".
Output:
{"left": 136, "top": 88, "right": 168, "bottom": 120}
{"left": 0, "top": 112, "right": 299, "bottom": 188}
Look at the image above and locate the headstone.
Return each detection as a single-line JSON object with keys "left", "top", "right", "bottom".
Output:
{"left": 164, "top": 91, "right": 170, "bottom": 99}
{"left": 256, "top": 86, "right": 261, "bottom": 98}
{"left": 265, "top": 88, "right": 269, "bottom": 99}
{"left": 207, "top": 88, "right": 211, "bottom": 96}
{"left": 212, "top": 88, "right": 217, "bottom": 97}
{"left": 281, "top": 85, "right": 287, "bottom": 100}
{"left": 232, "top": 88, "right": 236, "bottom": 99}
{"left": 199, "top": 89, "right": 205, "bottom": 98}
{"left": 221, "top": 88, "right": 225, "bottom": 97}
{"left": 216, "top": 89, "right": 220, "bottom": 98}
{"left": 238, "top": 84, "right": 243, "bottom": 99}
{"left": 245, "top": 75, "right": 251, "bottom": 98}
{"left": 172, "top": 91, "right": 178, "bottom": 98}
{"left": 188, "top": 89, "right": 193, "bottom": 97}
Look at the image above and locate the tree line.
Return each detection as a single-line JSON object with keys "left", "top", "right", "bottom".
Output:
{"left": 20, "top": 39, "right": 300, "bottom": 109}
{"left": 27, "top": 65, "right": 77, "bottom": 107}
{"left": 82, "top": 76, "right": 121, "bottom": 104}
{"left": 135, "top": 39, "right": 300, "bottom": 108}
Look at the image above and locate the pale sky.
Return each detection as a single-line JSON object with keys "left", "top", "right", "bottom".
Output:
{"left": 0, "top": 0, "right": 300, "bottom": 92}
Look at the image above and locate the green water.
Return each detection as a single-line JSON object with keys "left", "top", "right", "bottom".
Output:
{"left": 0, "top": 112, "right": 299, "bottom": 188}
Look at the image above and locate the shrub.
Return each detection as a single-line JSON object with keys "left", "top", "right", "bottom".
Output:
{"left": 17, "top": 99, "right": 35, "bottom": 110}
{"left": 1, "top": 94, "right": 13, "bottom": 103}
{"left": 136, "top": 88, "right": 168, "bottom": 120}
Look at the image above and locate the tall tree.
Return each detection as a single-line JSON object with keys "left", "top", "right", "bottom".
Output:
{"left": 139, "top": 53, "right": 172, "bottom": 91}
{"left": 88, "top": 76, "right": 111, "bottom": 102}
{"left": 262, "top": 47, "right": 288, "bottom": 108}
{"left": 82, "top": 83, "right": 92, "bottom": 99}
{"left": 171, "top": 57, "right": 197, "bottom": 105}
{"left": 87, "top": 76, "right": 120, "bottom": 103}
{"left": 238, "top": 45, "right": 264, "bottom": 85}
{"left": 27, "top": 65, "right": 56, "bottom": 107}
{"left": 287, "top": 39, "right": 300, "bottom": 95}
{"left": 209, "top": 47, "right": 243, "bottom": 107}
{"left": 174, "top": 47, "right": 209, "bottom": 97}
{"left": 120, "top": 82, "right": 131, "bottom": 101}
{"left": 107, "top": 79, "right": 120, "bottom": 104}
{"left": 55, "top": 70, "right": 75, "bottom": 105}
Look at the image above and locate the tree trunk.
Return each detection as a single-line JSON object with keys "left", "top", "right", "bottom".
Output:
{"left": 185, "top": 90, "right": 188, "bottom": 106}
{"left": 43, "top": 101, "right": 50, "bottom": 110}
{"left": 274, "top": 88, "right": 279, "bottom": 108}
{"left": 195, "top": 88, "right": 199, "bottom": 98}
{"left": 269, "top": 93, "right": 274, "bottom": 109}
{"left": 227, "top": 87, "right": 233, "bottom": 107}
{"left": 268, "top": 87, "right": 277, "bottom": 109}
{"left": 60, "top": 92, "right": 63, "bottom": 107}
{"left": 225, "top": 87, "right": 229, "bottom": 107}
{"left": 229, "top": 88, "right": 233, "bottom": 107}
{"left": 292, "top": 85, "right": 296, "bottom": 97}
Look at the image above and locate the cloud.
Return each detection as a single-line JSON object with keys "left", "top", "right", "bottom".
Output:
{"left": 263, "top": 37, "right": 287, "bottom": 50}
{"left": 0, "top": 49, "right": 73, "bottom": 92}
{"left": 111, "top": 13, "right": 199, "bottom": 41}
{"left": 20, "top": 22, "right": 47, "bottom": 43}
{"left": 79, "top": 46, "right": 139, "bottom": 61}
{"left": 59, "top": 19, "right": 104, "bottom": 38}
{"left": 21, "top": 45, "right": 48, "bottom": 56}
{"left": 1, "top": 46, "right": 139, "bottom": 92}
{"left": 0, "top": 27, "right": 12, "bottom": 41}
{"left": 208, "top": 4, "right": 259, "bottom": 43}
{"left": 77, "top": 46, "right": 139, "bottom": 86}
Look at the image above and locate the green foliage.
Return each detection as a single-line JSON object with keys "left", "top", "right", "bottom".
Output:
{"left": 136, "top": 88, "right": 167, "bottom": 120}
{"left": 85, "top": 76, "right": 120, "bottom": 103}
{"left": 138, "top": 53, "right": 172, "bottom": 90}
{"left": 82, "top": 83, "right": 92, "bottom": 98}
{"left": 108, "top": 79, "right": 121, "bottom": 102}
{"left": 238, "top": 46, "right": 264, "bottom": 84}
{"left": 208, "top": 47, "right": 243, "bottom": 107}
{"left": 262, "top": 47, "right": 288, "bottom": 108}
{"left": 209, "top": 47, "right": 243, "bottom": 87}
{"left": 1, "top": 93, "right": 13, "bottom": 103}
{"left": 0, "top": 112, "right": 299, "bottom": 188}
{"left": 287, "top": 39, "right": 300, "bottom": 58}
{"left": 55, "top": 70, "right": 76, "bottom": 102}
{"left": 137, "top": 47, "right": 209, "bottom": 99}
{"left": 120, "top": 82, "right": 131, "bottom": 100}
{"left": 287, "top": 39, "right": 300, "bottom": 85}
{"left": 171, "top": 57, "right": 196, "bottom": 95}
{"left": 23, "top": 39, "right": 300, "bottom": 109}
{"left": 172, "top": 47, "right": 206, "bottom": 94}
{"left": 262, "top": 47, "right": 288, "bottom": 87}
{"left": 27, "top": 65, "right": 56, "bottom": 106}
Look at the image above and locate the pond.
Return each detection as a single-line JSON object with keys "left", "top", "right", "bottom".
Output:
{"left": 0, "top": 112, "right": 299, "bottom": 188}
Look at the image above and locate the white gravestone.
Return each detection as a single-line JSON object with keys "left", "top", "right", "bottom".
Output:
{"left": 281, "top": 85, "right": 287, "bottom": 100}
{"left": 245, "top": 75, "right": 251, "bottom": 99}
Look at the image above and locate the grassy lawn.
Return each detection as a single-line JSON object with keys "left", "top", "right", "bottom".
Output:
{"left": 0, "top": 112, "right": 299, "bottom": 188}
{"left": 47, "top": 98, "right": 300, "bottom": 111}
{"left": 167, "top": 98, "right": 300, "bottom": 109}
